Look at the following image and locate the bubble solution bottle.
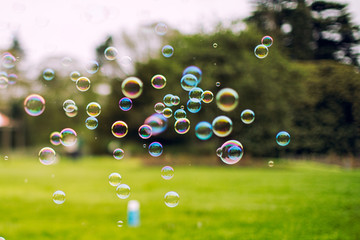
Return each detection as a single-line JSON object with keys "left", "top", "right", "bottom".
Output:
{"left": 127, "top": 200, "right": 140, "bottom": 227}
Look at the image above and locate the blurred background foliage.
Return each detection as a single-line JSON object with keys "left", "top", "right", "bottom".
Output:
{"left": 0, "top": 0, "right": 359, "bottom": 162}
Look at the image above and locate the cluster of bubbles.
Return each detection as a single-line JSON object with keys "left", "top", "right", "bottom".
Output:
{"left": 254, "top": 35, "right": 273, "bottom": 59}
{"left": 108, "top": 173, "right": 131, "bottom": 199}
{"left": 0, "top": 53, "right": 18, "bottom": 90}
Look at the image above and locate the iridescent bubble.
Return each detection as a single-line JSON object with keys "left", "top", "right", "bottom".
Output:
{"left": 216, "top": 82, "right": 220, "bottom": 87}
{"left": 170, "top": 95, "right": 180, "bottom": 106}
{"left": 85, "top": 60, "right": 99, "bottom": 74}
{"left": 50, "top": 131, "right": 61, "bottom": 146}
{"left": 187, "top": 99, "right": 202, "bottom": 113}
{"left": 143, "top": 144, "right": 147, "bottom": 148}
{"left": 155, "top": 22, "right": 167, "bottom": 35}
{"left": 276, "top": 131, "right": 290, "bottom": 146}
{"left": 227, "top": 145, "right": 243, "bottom": 161}
{"left": 216, "top": 147, "right": 223, "bottom": 157}
{"left": 63, "top": 99, "right": 76, "bottom": 113}
{"left": 144, "top": 114, "right": 168, "bottom": 136}
{"left": 65, "top": 106, "right": 78, "bottom": 118}
{"left": 161, "top": 166, "right": 174, "bottom": 180}
{"left": 268, "top": 160, "right": 274, "bottom": 167}
{"left": 76, "top": 77, "right": 91, "bottom": 92}
{"left": 121, "top": 77, "right": 143, "bottom": 99}
{"left": 70, "top": 71, "right": 81, "bottom": 82}
{"left": 0, "top": 76, "right": 8, "bottom": 89}
{"left": 195, "top": 121, "right": 213, "bottom": 140}
{"left": 164, "top": 191, "right": 179, "bottom": 207}
{"left": 261, "top": 36, "right": 273, "bottom": 47}
{"left": 201, "top": 90, "right": 214, "bottom": 103}
{"left": 116, "top": 184, "right": 130, "bottom": 199}
{"left": 24, "top": 94, "right": 45, "bottom": 116}
{"left": 174, "top": 109, "right": 186, "bottom": 120}
{"left": 113, "top": 148, "right": 125, "bottom": 160}
{"left": 60, "top": 128, "right": 77, "bottom": 147}
{"left": 104, "top": 46, "right": 118, "bottom": 61}
{"left": 119, "top": 97, "right": 133, "bottom": 111}
{"left": 85, "top": 116, "right": 98, "bottom": 130}
{"left": 216, "top": 88, "right": 239, "bottom": 112}
{"left": 151, "top": 74, "right": 166, "bottom": 89}
{"left": 138, "top": 124, "right": 152, "bottom": 139}
{"left": 174, "top": 118, "right": 190, "bottom": 134}
{"left": 163, "top": 94, "right": 174, "bottom": 107}
{"left": 7, "top": 73, "right": 17, "bottom": 85}
{"left": 180, "top": 74, "right": 198, "bottom": 91}
{"left": 189, "top": 87, "right": 203, "bottom": 102}
{"left": 218, "top": 140, "right": 244, "bottom": 164}
{"left": 182, "top": 66, "right": 202, "bottom": 83}
{"left": 53, "top": 190, "right": 66, "bottom": 204}
{"left": 213, "top": 43, "right": 218, "bottom": 48}
{"left": 43, "top": 68, "right": 55, "bottom": 81}
{"left": 162, "top": 45, "right": 174, "bottom": 58}
{"left": 241, "top": 109, "right": 255, "bottom": 124}
{"left": 1, "top": 53, "right": 16, "bottom": 68}
{"left": 212, "top": 116, "right": 233, "bottom": 137}
{"left": 254, "top": 44, "right": 269, "bottom": 59}
{"left": 148, "top": 142, "right": 163, "bottom": 157}
{"left": 86, "top": 102, "right": 101, "bottom": 117}
{"left": 162, "top": 108, "right": 173, "bottom": 118}
{"left": 154, "top": 102, "right": 165, "bottom": 113}
{"left": 111, "top": 121, "right": 128, "bottom": 138}
{"left": 38, "top": 147, "right": 56, "bottom": 165}
{"left": 109, "top": 172, "right": 122, "bottom": 186}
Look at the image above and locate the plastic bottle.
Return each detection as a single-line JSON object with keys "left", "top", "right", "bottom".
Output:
{"left": 127, "top": 200, "right": 140, "bottom": 227}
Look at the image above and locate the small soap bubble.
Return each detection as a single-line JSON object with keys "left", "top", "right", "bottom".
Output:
{"left": 50, "top": 131, "right": 61, "bottom": 145}
{"left": 181, "top": 74, "right": 198, "bottom": 91}
{"left": 213, "top": 43, "right": 218, "bottom": 48}
{"left": 111, "top": 121, "right": 128, "bottom": 138}
{"left": 171, "top": 95, "right": 180, "bottom": 106}
{"left": 241, "top": 109, "right": 255, "bottom": 124}
{"left": 63, "top": 99, "right": 76, "bottom": 113}
{"left": 268, "top": 160, "right": 274, "bottom": 167}
{"left": 155, "top": 22, "right": 168, "bottom": 35}
{"left": 1, "top": 53, "right": 16, "bottom": 68}
{"left": 216, "top": 147, "right": 223, "bottom": 157}
{"left": 276, "top": 131, "right": 290, "bottom": 146}
{"left": 189, "top": 87, "right": 204, "bottom": 102}
{"left": 162, "top": 45, "right": 174, "bottom": 58}
{"left": 187, "top": 99, "right": 202, "bottom": 113}
{"left": 53, "top": 190, "right": 66, "bottom": 204}
{"left": 161, "top": 166, "right": 174, "bottom": 180}
{"left": 113, "top": 148, "right": 125, "bottom": 160}
{"left": 86, "top": 102, "right": 101, "bottom": 117}
{"left": 216, "top": 82, "right": 220, "bottom": 87}
{"left": 85, "top": 60, "right": 99, "bottom": 74}
{"left": 201, "top": 90, "right": 214, "bottom": 103}
{"left": 121, "top": 77, "right": 143, "bottom": 99}
{"left": 261, "top": 36, "right": 273, "bottom": 47}
{"left": 162, "top": 108, "right": 173, "bottom": 118}
{"left": 60, "top": 128, "right": 77, "bottom": 147}
{"left": 119, "top": 97, "right": 133, "bottom": 111}
{"left": 104, "top": 47, "right": 118, "bottom": 61}
{"left": 7, "top": 73, "right": 17, "bottom": 85}
{"left": 65, "top": 106, "right": 78, "bottom": 118}
{"left": 174, "top": 118, "right": 190, "bottom": 134}
{"left": 24, "top": 94, "right": 45, "bottom": 116}
{"left": 117, "top": 220, "right": 123, "bottom": 227}
{"left": 195, "top": 121, "right": 213, "bottom": 140}
{"left": 76, "top": 77, "right": 91, "bottom": 92}
{"left": 148, "top": 142, "right": 163, "bottom": 157}
{"left": 151, "top": 74, "right": 167, "bottom": 89}
{"left": 212, "top": 115, "right": 233, "bottom": 137}
{"left": 182, "top": 66, "right": 202, "bottom": 83}
{"left": 4, "top": 156, "right": 8, "bottom": 161}
{"left": 164, "top": 191, "right": 179, "bottom": 207}
{"left": 174, "top": 109, "right": 186, "bottom": 120}
{"left": 109, "top": 172, "right": 122, "bottom": 186}
{"left": 138, "top": 124, "right": 152, "bottom": 139}
{"left": 0, "top": 76, "right": 8, "bottom": 89}
{"left": 216, "top": 88, "right": 239, "bottom": 112}
{"left": 154, "top": 102, "right": 165, "bottom": 113}
{"left": 218, "top": 140, "right": 244, "bottom": 164}
{"left": 254, "top": 44, "right": 268, "bottom": 59}
{"left": 70, "top": 71, "right": 81, "bottom": 82}
{"left": 85, "top": 116, "right": 98, "bottom": 130}
{"left": 43, "top": 68, "right": 55, "bottom": 81}
{"left": 163, "top": 94, "right": 174, "bottom": 107}
{"left": 116, "top": 184, "right": 130, "bottom": 199}
{"left": 143, "top": 144, "right": 147, "bottom": 148}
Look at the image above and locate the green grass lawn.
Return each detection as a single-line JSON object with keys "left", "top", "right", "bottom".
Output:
{"left": 0, "top": 156, "right": 359, "bottom": 240}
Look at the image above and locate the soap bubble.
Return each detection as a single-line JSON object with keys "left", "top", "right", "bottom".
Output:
{"left": 148, "top": 142, "right": 163, "bottom": 157}
{"left": 117, "top": 220, "right": 123, "bottom": 227}
{"left": 254, "top": 44, "right": 268, "bottom": 59}
{"left": 195, "top": 121, "right": 213, "bottom": 140}
{"left": 151, "top": 74, "right": 166, "bottom": 89}
{"left": 201, "top": 90, "right": 214, "bottom": 103}
{"left": 174, "top": 109, "right": 186, "bottom": 120}
{"left": 161, "top": 166, "right": 174, "bottom": 180}
{"left": 86, "top": 102, "right": 101, "bottom": 117}
{"left": 276, "top": 131, "right": 290, "bottom": 146}
{"left": 216, "top": 82, "right": 220, "bottom": 87}
{"left": 216, "top": 88, "right": 239, "bottom": 112}
{"left": 38, "top": 147, "right": 56, "bottom": 165}
{"left": 85, "top": 60, "right": 99, "bottom": 74}
{"left": 163, "top": 94, "right": 174, "bottom": 107}
{"left": 189, "top": 87, "right": 204, "bottom": 102}
{"left": 113, "top": 148, "right": 125, "bottom": 160}
{"left": 24, "top": 94, "right": 45, "bottom": 116}
{"left": 0, "top": 76, "right": 8, "bottom": 89}
{"left": 63, "top": 99, "right": 76, "bottom": 113}
{"left": 155, "top": 22, "right": 167, "bottom": 35}
{"left": 212, "top": 116, "right": 233, "bottom": 137}
{"left": 1, "top": 53, "right": 16, "bottom": 68}
{"left": 60, "top": 128, "right": 77, "bottom": 147}
{"left": 144, "top": 114, "right": 168, "bottom": 136}
{"left": 43, "top": 68, "right": 55, "bottom": 81}
{"left": 116, "top": 184, "right": 130, "bottom": 199}
{"left": 104, "top": 47, "right": 118, "bottom": 60}
{"left": 121, "top": 77, "right": 143, "bottom": 99}
{"left": 85, "top": 116, "right": 98, "bottom": 130}
{"left": 7, "top": 73, "right": 18, "bottom": 85}
{"left": 162, "top": 107, "right": 173, "bottom": 118}
{"left": 109, "top": 172, "right": 122, "bottom": 186}
{"left": 50, "top": 131, "right": 61, "bottom": 145}
{"left": 119, "top": 97, "right": 133, "bottom": 111}
{"left": 76, "top": 77, "right": 91, "bottom": 92}
{"left": 187, "top": 99, "right": 202, "bottom": 113}
{"left": 70, "top": 71, "right": 81, "bottom": 82}
{"left": 164, "top": 191, "right": 179, "bottom": 207}
{"left": 162, "top": 45, "right": 174, "bottom": 58}
{"left": 213, "top": 43, "right": 218, "bottom": 48}
{"left": 241, "top": 109, "right": 255, "bottom": 124}
{"left": 268, "top": 160, "right": 274, "bottom": 167}
{"left": 170, "top": 95, "right": 180, "bottom": 106}
{"left": 154, "top": 102, "right": 165, "bottom": 113}
{"left": 138, "top": 124, "right": 152, "bottom": 139}
{"left": 53, "top": 190, "right": 66, "bottom": 204}
{"left": 174, "top": 118, "right": 190, "bottom": 134}
{"left": 218, "top": 140, "right": 244, "bottom": 164}
{"left": 216, "top": 147, "right": 223, "bottom": 157}
{"left": 180, "top": 74, "right": 198, "bottom": 91}
{"left": 261, "top": 36, "right": 273, "bottom": 47}
{"left": 65, "top": 106, "right": 78, "bottom": 118}
{"left": 111, "top": 121, "right": 128, "bottom": 138}
{"left": 182, "top": 66, "right": 202, "bottom": 83}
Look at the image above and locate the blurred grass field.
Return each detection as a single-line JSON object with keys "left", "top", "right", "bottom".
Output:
{"left": 0, "top": 155, "right": 359, "bottom": 240}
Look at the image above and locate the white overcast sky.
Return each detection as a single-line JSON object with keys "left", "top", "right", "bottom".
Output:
{"left": 0, "top": 0, "right": 359, "bottom": 66}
